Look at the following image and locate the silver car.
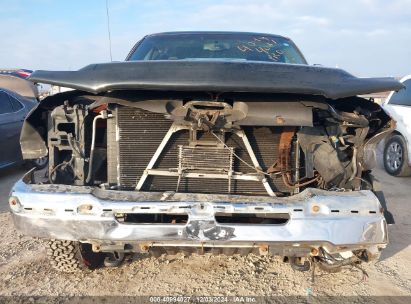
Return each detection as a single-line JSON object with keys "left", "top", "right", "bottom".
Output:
{"left": 382, "top": 75, "right": 411, "bottom": 176}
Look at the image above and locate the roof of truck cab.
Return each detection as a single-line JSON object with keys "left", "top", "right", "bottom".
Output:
{"left": 145, "top": 31, "right": 290, "bottom": 39}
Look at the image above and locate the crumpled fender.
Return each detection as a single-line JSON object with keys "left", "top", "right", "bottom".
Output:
{"left": 19, "top": 90, "right": 90, "bottom": 159}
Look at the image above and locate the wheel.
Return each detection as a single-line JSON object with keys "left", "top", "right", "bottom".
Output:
{"left": 28, "top": 156, "right": 48, "bottom": 170}
{"left": 384, "top": 135, "right": 411, "bottom": 177}
{"left": 46, "top": 240, "right": 105, "bottom": 273}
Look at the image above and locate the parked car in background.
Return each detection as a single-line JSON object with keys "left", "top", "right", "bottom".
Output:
{"left": 0, "top": 88, "right": 47, "bottom": 170}
{"left": 0, "top": 69, "right": 33, "bottom": 79}
{"left": 0, "top": 72, "right": 39, "bottom": 101}
{"left": 382, "top": 75, "right": 411, "bottom": 176}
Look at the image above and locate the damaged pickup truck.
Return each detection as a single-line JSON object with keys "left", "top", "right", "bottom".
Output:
{"left": 9, "top": 32, "right": 403, "bottom": 273}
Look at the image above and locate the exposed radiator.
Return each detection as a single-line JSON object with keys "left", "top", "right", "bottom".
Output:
{"left": 107, "top": 106, "right": 293, "bottom": 195}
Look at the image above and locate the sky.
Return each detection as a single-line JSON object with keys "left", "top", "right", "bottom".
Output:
{"left": 0, "top": 0, "right": 410, "bottom": 77}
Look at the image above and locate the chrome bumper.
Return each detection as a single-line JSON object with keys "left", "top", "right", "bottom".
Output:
{"left": 9, "top": 171, "right": 387, "bottom": 254}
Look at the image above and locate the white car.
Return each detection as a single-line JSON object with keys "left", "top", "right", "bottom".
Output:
{"left": 382, "top": 75, "right": 411, "bottom": 176}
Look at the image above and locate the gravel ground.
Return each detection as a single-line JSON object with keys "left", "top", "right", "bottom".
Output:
{"left": 0, "top": 164, "right": 410, "bottom": 300}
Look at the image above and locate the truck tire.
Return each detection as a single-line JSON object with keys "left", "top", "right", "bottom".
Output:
{"left": 46, "top": 240, "right": 105, "bottom": 273}
{"left": 383, "top": 135, "right": 411, "bottom": 177}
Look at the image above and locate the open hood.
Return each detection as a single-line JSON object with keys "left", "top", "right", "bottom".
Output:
{"left": 29, "top": 61, "right": 403, "bottom": 99}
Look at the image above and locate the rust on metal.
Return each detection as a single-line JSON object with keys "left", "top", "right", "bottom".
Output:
{"left": 312, "top": 205, "right": 320, "bottom": 213}
{"left": 140, "top": 244, "right": 150, "bottom": 252}
{"left": 310, "top": 248, "right": 319, "bottom": 256}
{"left": 92, "top": 244, "right": 101, "bottom": 252}
{"left": 269, "top": 127, "right": 320, "bottom": 189}
{"left": 259, "top": 244, "right": 269, "bottom": 255}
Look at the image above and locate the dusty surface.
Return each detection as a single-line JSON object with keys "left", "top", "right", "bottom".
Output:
{"left": 0, "top": 161, "right": 410, "bottom": 298}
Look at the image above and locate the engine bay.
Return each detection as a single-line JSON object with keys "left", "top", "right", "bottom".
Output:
{"left": 34, "top": 92, "right": 393, "bottom": 197}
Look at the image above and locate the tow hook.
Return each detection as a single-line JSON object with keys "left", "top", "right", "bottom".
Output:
{"left": 289, "top": 256, "right": 311, "bottom": 272}
{"left": 104, "top": 251, "right": 125, "bottom": 267}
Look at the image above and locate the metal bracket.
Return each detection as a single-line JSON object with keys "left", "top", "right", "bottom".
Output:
{"left": 135, "top": 123, "right": 184, "bottom": 191}
{"left": 235, "top": 130, "right": 276, "bottom": 197}
{"left": 136, "top": 125, "right": 276, "bottom": 197}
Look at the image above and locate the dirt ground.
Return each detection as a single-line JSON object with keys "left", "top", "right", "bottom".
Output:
{"left": 0, "top": 159, "right": 410, "bottom": 300}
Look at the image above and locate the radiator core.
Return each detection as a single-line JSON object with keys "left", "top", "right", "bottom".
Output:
{"left": 107, "top": 106, "right": 293, "bottom": 195}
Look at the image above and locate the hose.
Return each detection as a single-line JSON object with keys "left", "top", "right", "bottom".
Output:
{"left": 86, "top": 112, "right": 106, "bottom": 183}
{"left": 49, "top": 156, "right": 74, "bottom": 184}
{"left": 316, "top": 247, "right": 360, "bottom": 271}
{"left": 349, "top": 147, "right": 358, "bottom": 181}
{"left": 327, "top": 104, "right": 369, "bottom": 127}
{"left": 282, "top": 172, "right": 320, "bottom": 189}
{"left": 317, "top": 256, "right": 359, "bottom": 271}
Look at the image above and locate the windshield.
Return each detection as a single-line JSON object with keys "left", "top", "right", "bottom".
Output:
{"left": 127, "top": 33, "right": 307, "bottom": 64}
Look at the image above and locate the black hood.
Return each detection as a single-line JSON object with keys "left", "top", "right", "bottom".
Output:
{"left": 29, "top": 60, "right": 403, "bottom": 99}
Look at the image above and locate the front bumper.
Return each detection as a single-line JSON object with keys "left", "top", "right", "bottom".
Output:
{"left": 9, "top": 170, "right": 387, "bottom": 255}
